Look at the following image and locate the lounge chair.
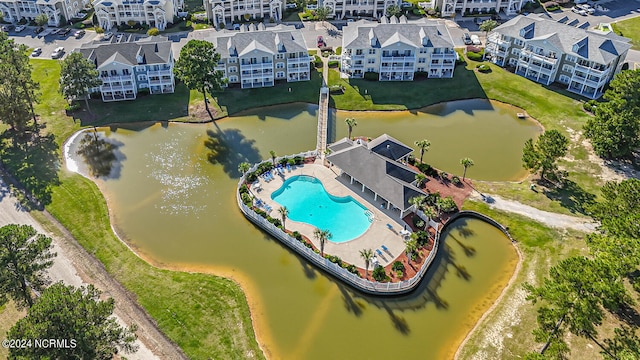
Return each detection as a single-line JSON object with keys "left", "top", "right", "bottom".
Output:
{"left": 376, "top": 249, "right": 383, "bottom": 256}
{"left": 286, "top": 164, "right": 291, "bottom": 172}
{"left": 386, "top": 223, "right": 393, "bottom": 230}
{"left": 381, "top": 245, "right": 389, "bottom": 252}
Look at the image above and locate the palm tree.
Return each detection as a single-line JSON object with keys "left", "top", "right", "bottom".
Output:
{"left": 405, "top": 238, "right": 418, "bottom": 264}
{"left": 415, "top": 173, "right": 427, "bottom": 188}
{"left": 359, "top": 248, "right": 374, "bottom": 279}
{"left": 238, "top": 161, "right": 250, "bottom": 176}
{"left": 345, "top": 118, "right": 357, "bottom": 139}
{"left": 278, "top": 206, "right": 289, "bottom": 230}
{"left": 314, "top": 228, "right": 332, "bottom": 256}
{"left": 316, "top": 6, "right": 330, "bottom": 28}
{"left": 479, "top": 19, "right": 498, "bottom": 38}
{"left": 414, "top": 139, "right": 431, "bottom": 163}
{"left": 269, "top": 150, "right": 276, "bottom": 166}
{"left": 408, "top": 195, "right": 424, "bottom": 212}
{"left": 460, "top": 157, "right": 474, "bottom": 181}
{"left": 422, "top": 206, "right": 436, "bottom": 224}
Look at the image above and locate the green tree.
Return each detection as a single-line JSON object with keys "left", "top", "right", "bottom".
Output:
{"left": 0, "top": 32, "right": 40, "bottom": 131}
{"left": 588, "top": 179, "right": 640, "bottom": 238}
{"left": 238, "top": 161, "right": 251, "bottom": 175}
{"left": 522, "top": 130, "right": 568, "bottom": 181}
{"left": 278, "top": 206, "right": 289, "bottom": 230}
{"left": 0, "top": 224, "right": 55, "bottom": 309}
{"left": 479, "top": 19, "right": 498, "bottom": 37}
{"left": 345, "top": 117, "right": 357, "bottom": 139}
{"left": 602, "top": 325, "right": 640, "bottom": 360}
{"left": 584, "top": 69, "right": 640, "bottom": 159}
{"left": 147, "top": 27, "right": 160, "bottom": 36}
{"left": 173, "top": 40, "right": 226, "bottom": 121}
{"left": 372, "top": 265, "right": 386, "bottom": 282}
{"left": 313, "top": 228, "right": 332, "bottom": 256}
{"left": 460, "top": 157, "right": 474, "bottom": 181}
{"left": 404, "top": 238, "right": 418, "bottom": 264}
{"left": 409, "top": 195, "right": 424, "bottom": 212}
{"left": 315, "top": 6, "right": 330, "bottom": 25}
{"left": 414, "top": 139, "right": 431, "bottom": 163}
{"left": 34, "top": 13, "right": 49, "bottom": 27}
{"left": 422, "top": 206, "right": 436, "bottom": 223}
{"left": 269, "top": 150, "right": 277, "bottom": 166}
{"left": 8, "top": 283, "right": 138, "bottom": 359}
{"left": 414, "top": 173, "right": 427, "bottom": 188}
{"left": 59, "top": 51, "right": 102, "bottom": 114}
{"left": 386, "top": 4, "right": 402, "bottom": 17}
{"left": 359, "top": 248, "right": 373, "bottom": 279}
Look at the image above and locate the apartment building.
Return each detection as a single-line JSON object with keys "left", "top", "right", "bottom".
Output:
{"left": 485, "top": 14, "right": 631, "bottom": 99}
{"left": 318, "top": 0, "right": 400, "bottom": 19}
{"left": 205, "top": 24, "right": 310, "bottom": 89}
{"left": 341, "top": 17, "right": 456, "bottom": 81}
{"left": 433, "top": 0, "right": 530, "bottom": 17}
{"left": 0, "top": 0, "right": 88, "bottom": 26}
{"left": 76, "top": 37, "right": 175, "bottom": 102}
{"left": 203, "top": 0, "right": 283, "bottom": 28}
{"left": 93, "top": 0, "right": 184, "bottom": 31}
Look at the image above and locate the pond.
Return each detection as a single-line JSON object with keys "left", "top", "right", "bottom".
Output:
{"left": 66, "top": 100, "right": 527, "bottom": 359}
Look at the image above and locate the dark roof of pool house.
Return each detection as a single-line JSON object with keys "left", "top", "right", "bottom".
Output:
{"left": 326, "top": 135, "right": 425, "bottom": 211}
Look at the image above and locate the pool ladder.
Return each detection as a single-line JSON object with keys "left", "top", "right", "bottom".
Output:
{"left": 364, "top": 210, "right": 374, "bottom": 222}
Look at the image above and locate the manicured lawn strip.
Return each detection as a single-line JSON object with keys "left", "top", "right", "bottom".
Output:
{"left": 32, "top": 172, "right": 265, "bottom": 360}
{"left": 0, "top": 301, "right": 25, "bottom": 360}
{"left": 458, "top": 200, "right": 593, "bottom": 358}
{"left": 327, "top": 65, "right": 486, "bottom": 110}
{"left": 612, "top": 17, "right": 640, "bottom": 50}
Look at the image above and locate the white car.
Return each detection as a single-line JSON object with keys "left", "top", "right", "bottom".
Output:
{"left": 103, "top": 31, "right": 113, "bottom": 40}
{"left": 579, "top": 4, "right": 595, "bottom": 14}
{"left": 470, "top": 34, "right": 481, "bottom": 45}
{"left": 51, "top": 46, "right": 64, "bottom": 59}
{"left": 14, "top": 25, "right": 27, "bottom": 32}
{"left": 306, "top": 4, "right": 317, "bottom": 9}
{"left": 572, "top": 6, "right": 587, "bottom": 16}
{"left": 30, "top": 47, "right": 42, "bottom": 57}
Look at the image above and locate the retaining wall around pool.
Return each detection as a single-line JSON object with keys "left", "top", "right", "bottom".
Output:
{"left": 237, "top": 152, "right": 515, "bottom": 296}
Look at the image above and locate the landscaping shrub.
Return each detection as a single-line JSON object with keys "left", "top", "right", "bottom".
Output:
{"left": 147, "top": 27, "right": 160, "bottom": 36}
{"left": 241, "top": 193, "right": 252, "bottom": 206}
{"left": 345, "top": 264, "right": 359, "bottom": 276}
{"left": 544, "top": 2, "right": 560, "bottom": 11}
{"left": 440, "top": 196, "right": 458, "bottom": 213}
{"left": 293, "top": 156, "right": 304, "bottom": 165}
{"left": 440, "top": 171, "right": 449, "bottom": 180}
{"left": 313, "top": 55, "right": 322, "bottom": 68}
{"left": 327, "top": 60, "right": 339, "bottom": 68}
{"left": 292, "top": 231, "right": 303, "bottom": 241}
{"left": 65, "top": 103, "right": 82, "bottom": 112}
{"left": 239, "top": 184, "right": 249, "bottom": 194}
{"left": 335, "top": 46, "right": 342, "bottom": 55}
{"left": 246, "top": 172, "right": 258, "bottom": 183}
{"left": 476, "top": 63, "right": 491, "bottom": 73}
{"left": 451, "top": 175, "right": 461, "bottom": 185}
{"left": 407, "top": 154, "right": 416, "bottom": 165}
{"left": 363, "top": 72, "right": 379, "bottom": 81}
{"left": 329, "top": 85, "right": 344, "bottom": 94}
{"left": 254, "top": 208, "right": 267, "bottom": 218}
{"left": 95, "top": 26, "right": 105, "bottom": 34}
{"left": 392, "top": 261, "right": 405, "bottom": 272}
{"left": 279, "top": 158, "right": 289, "bottom": 165}
{"left": 287, "top": 159, "right": 296, "bottom": 166}
{"left": 267, "top": 217, "right": 282, "bottom": 227}
{"left": 467, "top": 50, "right": 484, "bottom": 62}
{"left": 415, "top": 231, "right": 430, "bottom": 246}
{"left": 257, "top": 162, "right": 274, "bottom": 173}
{"left": 138, "top": 88, "right": 150, "bottom": 96}
{"left": 583, "top": 99, "right": 598, "bottom": 113}
{"left": 372, "top": 265, "right": 388, "bottom": 282}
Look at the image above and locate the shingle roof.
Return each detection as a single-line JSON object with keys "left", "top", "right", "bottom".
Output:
{"left": 342, "top": 19, "right": 454, "bottom": 50}
{"left": 76, "top": 37, "right": 173, "bottom": 68}
{"left": 326, "top": 135, "right": 425, "bottom": 211}
{"left": 205, "top": 25, "right": 308, "bottom": 58}
{"left": 495, "top": 15, "right": 631, "bottom": 64}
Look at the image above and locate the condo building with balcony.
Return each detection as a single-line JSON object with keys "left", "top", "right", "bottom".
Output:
{"left": 76, "top": 37, "right": 175, "bottom": 102}
{"left": 203, "top": 0, "right": 282, "bottom": 28}
{"left": 0, "top": 0, "right": 88, "bottom": 26}
{"left": 341, "top": 17, "right": 456, "bottom": 81}
{"left": 318, "top": 0, "right": 400, "bottom": 19}
{"left": 93, "top": 0, "right": 183, "bottom": 31}
{"left": 485, "top": 15, "right": 631, "bottom": 99}
{"left": 204, "top": 24, "right": 310, "bottom": 89}
{"left": 434, "top": 0, "right": 530, "bottom": 17}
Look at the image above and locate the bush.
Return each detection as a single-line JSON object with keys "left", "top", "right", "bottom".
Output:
{"left": 218, "top": 22, "right": 225, "bottom": 29}
{"left": 292, "top": 231, "right": 303, "bottom": 241}
{"left": 451, "top": 175, "right": 461, "bottom": 185}
{"left": 287, "top": 158, "right": 296, "bottom": 166}
{"left": 466, "top": 50, "right": 484, "bottom": 62}
{"left": 95, "top": 26, "right": 105, "bottom": 34}
{"left": 72, "top": 22, "right": 85, "bottom": 29}
{"left": 278, "top": 157, "right": 289, "bottom": 166}
{"left": 267, "top": 217, "right": 282, "bottom": 227}
{"left": 372, "top": 265, "right": 388, "bottom": 282}
{"left": 363, "top": 72, "right": 379, "bottom": 81}
{"left": 345, "top": 264, "right": 359, "bottom": 275}
{"left": 327, "top": 60, "right": 339, "bottom": 68}
{"left": 246, "top": 172, "right": 258, "bottom": 183}
{"left": 147, "top": 27, "right": 160, "bottom": 36}
{"left": 137, "top": 88, "right": 150, "bottom": 96}
{"left": 440, "top": 196, "right": 458, "bottom": 213}
{"left": 329, "top": 84, "right": 344, "bottom": 94}
{"left": 65, "top": 103, "right": 82, "bottom": 112}
{"left": 293, "top": 156, "right": 304, "bottom": 165}
{"left": 239, "top": 184, "right": 249, "bottom": 194}
{"left": 254, "top": 208, "right": 267, "bottom": 218}
{"left": 476, "top": 63, "right": 491, "bottom": 73}
{"left": 335, "top": 46, "right": 342, "bottom": 55}
{"left": 583, "top": 99, "right": 598, "bottom": 113}
{"left": 241, "top": 193, "right": 252, "bottom": 206}
{"left": 257, "top": 162, "right": 274, "bottom": 173}
{"left": 313, "top": 54, "right": 322, "bottom": 68}
{"left": 392, "top": 261, "right": 405, "bottom": 272}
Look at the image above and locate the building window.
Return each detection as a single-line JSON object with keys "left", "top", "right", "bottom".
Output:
{"left": 123, "top": 69, "right": 130, "bottom": 75}
{"left": 136, "top": 66, "right": 145, "bottom": 72}
{"left": 367, "top": 58, "right": 375, "bottom": 64}
{"left": 417, "top": 67, "right": 425, "bottom": 72}
{"left": 418, "top": 58, "right": 426, "bottom": 63}
{"left": 558, "top": 75, "right": 570, "bottom": 84}
{"left": 513, "top": 38, "right": 524, "bottom": 46}
{"left": 276, "top": 62, "right": 284, "bottom": 69}
{"left": 366, "top": 68, "right": 374, "bottom": 72}
{"left": 512, "top": 48, "right": 521, "bottom": 56}
{"left": 565, "top": 55, "right": 577, "bottom": 63}
{"left": 562, "top": 64, "right": 573, "bottom": 73}
{"left": 229, "top": 66, "right": 237, "bottom": 72}
{"left": 101, "top": 71, "right": 108, "bottom": 77}
{"left": 508, "top": 58, "right": 518, "bottom": 66}
{"left": 229, "top": 58, "right": 237, "bottom": 63}
{"left": 276, "top": 71, "right": 284, "bottom": 78}
{"left": 368, "top": 49, "right": 376, "bottom": 54}
{"left": 110, "top": 70, "right": 117, "bottom": 76}
{"left": 419, "top": 48, "right": 427, "bottom": 54}
{"left": 229, "top": 75, "right": 238, "bottom": 82}
{"left": 276, "top": 54, "right": 284, "bottom": 59}
{"left": 356, "top": 49, "right": 363, "bottom": 55}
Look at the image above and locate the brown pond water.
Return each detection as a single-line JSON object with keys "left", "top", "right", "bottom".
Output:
{"left": 68, "top": 100, "right": 528, "bottom": 359}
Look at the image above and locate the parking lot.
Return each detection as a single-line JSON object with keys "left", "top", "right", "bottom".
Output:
{"left": 544, "top": 0, "right": 640, "bottom": 25}
{"left": 5, "top": 26, "right": 99, "bottom": 59}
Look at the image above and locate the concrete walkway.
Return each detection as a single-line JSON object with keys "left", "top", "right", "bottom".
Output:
{"left": 251, "top": 163, "right": 409, "bottom": 268}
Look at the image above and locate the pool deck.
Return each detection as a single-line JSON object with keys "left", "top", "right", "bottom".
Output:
{"left": 250, "top": 161, "right": 409, "bottom": 268}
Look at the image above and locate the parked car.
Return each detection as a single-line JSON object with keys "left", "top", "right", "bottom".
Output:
{"left": 462, "top": 33, "right": 472, "bottom": 45}
{"left": 317, "top": 35, "right": 325, "bottom": 47}
{"left": 578, "top": 4, "right": 595, "bottom": 14}
{"left": 34, "top": 26, "right": 45, "bottom": 34}
{"left": 51, "top": 28, "right": 61, "bottom": 34}
{"left": 51, "top": 46, "right": 64, "bottom": 59}
{"left": 233, "top": 23, "right": 241, "bottom": 30}
{"left": 285, "top": 3, "right": 297, "bottom": 9}
{"left": 1, "top": 25, "right": 15, "bottom": 32}
{"left": 306, "top": 4, "right": 317, "bottom": 10}
{"left": 103, "top": 31, "right": 113, "bottom": 40}
{"left": 470, "top": 34, "right": 481, "bottom": 45}
{"left": 74, "top": 29, "right": 85, "bottom": 38}
{"left": 30, "top": 47, "right": 42, "bottom": 57}
{"left": 401, "top": 1, "right": 412, "bottom": 8}
{"left": 572, "top": 6, "right": 587, "bottom": 16}
{"left": 14, "top": 25, "right": 27, "bottom": 32}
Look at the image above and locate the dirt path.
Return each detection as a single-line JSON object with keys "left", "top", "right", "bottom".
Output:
{"left": 469, "top": 192, "right": 598, "bottom": 233}
{"left": 0, "top": 178, "right": 187, "bottom": 360}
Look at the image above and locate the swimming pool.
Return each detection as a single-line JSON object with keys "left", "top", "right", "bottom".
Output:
{"left": 271, "top": 175, "right": 372, "bottom": 243}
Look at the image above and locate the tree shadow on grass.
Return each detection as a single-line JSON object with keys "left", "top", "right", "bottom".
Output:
{"left": 541, "top": 178, "right": 596, "bottom": 216}
{"left": 204, "top": 128, "right": 262, "bottom": 178}
{"left": 0, "top": 130, "right": 60, "bottom": 208}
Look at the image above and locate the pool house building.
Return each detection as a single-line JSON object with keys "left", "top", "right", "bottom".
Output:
{"left": 326, "top": 134, "right": 426, "bottom": 219}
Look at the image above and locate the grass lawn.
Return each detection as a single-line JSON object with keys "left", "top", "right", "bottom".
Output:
{"left": 612, "top": 16, "right": 640, "bottom": 50}
{"left": 0, "top": 60, "right": 266, "bottom": 359}
{"left": 0, "top": 302, "right": 26, "bottom": 359}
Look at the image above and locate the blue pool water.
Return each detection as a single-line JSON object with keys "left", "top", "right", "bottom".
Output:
{"left": 271, "top": 175, "right": 372, "bottom": 243}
